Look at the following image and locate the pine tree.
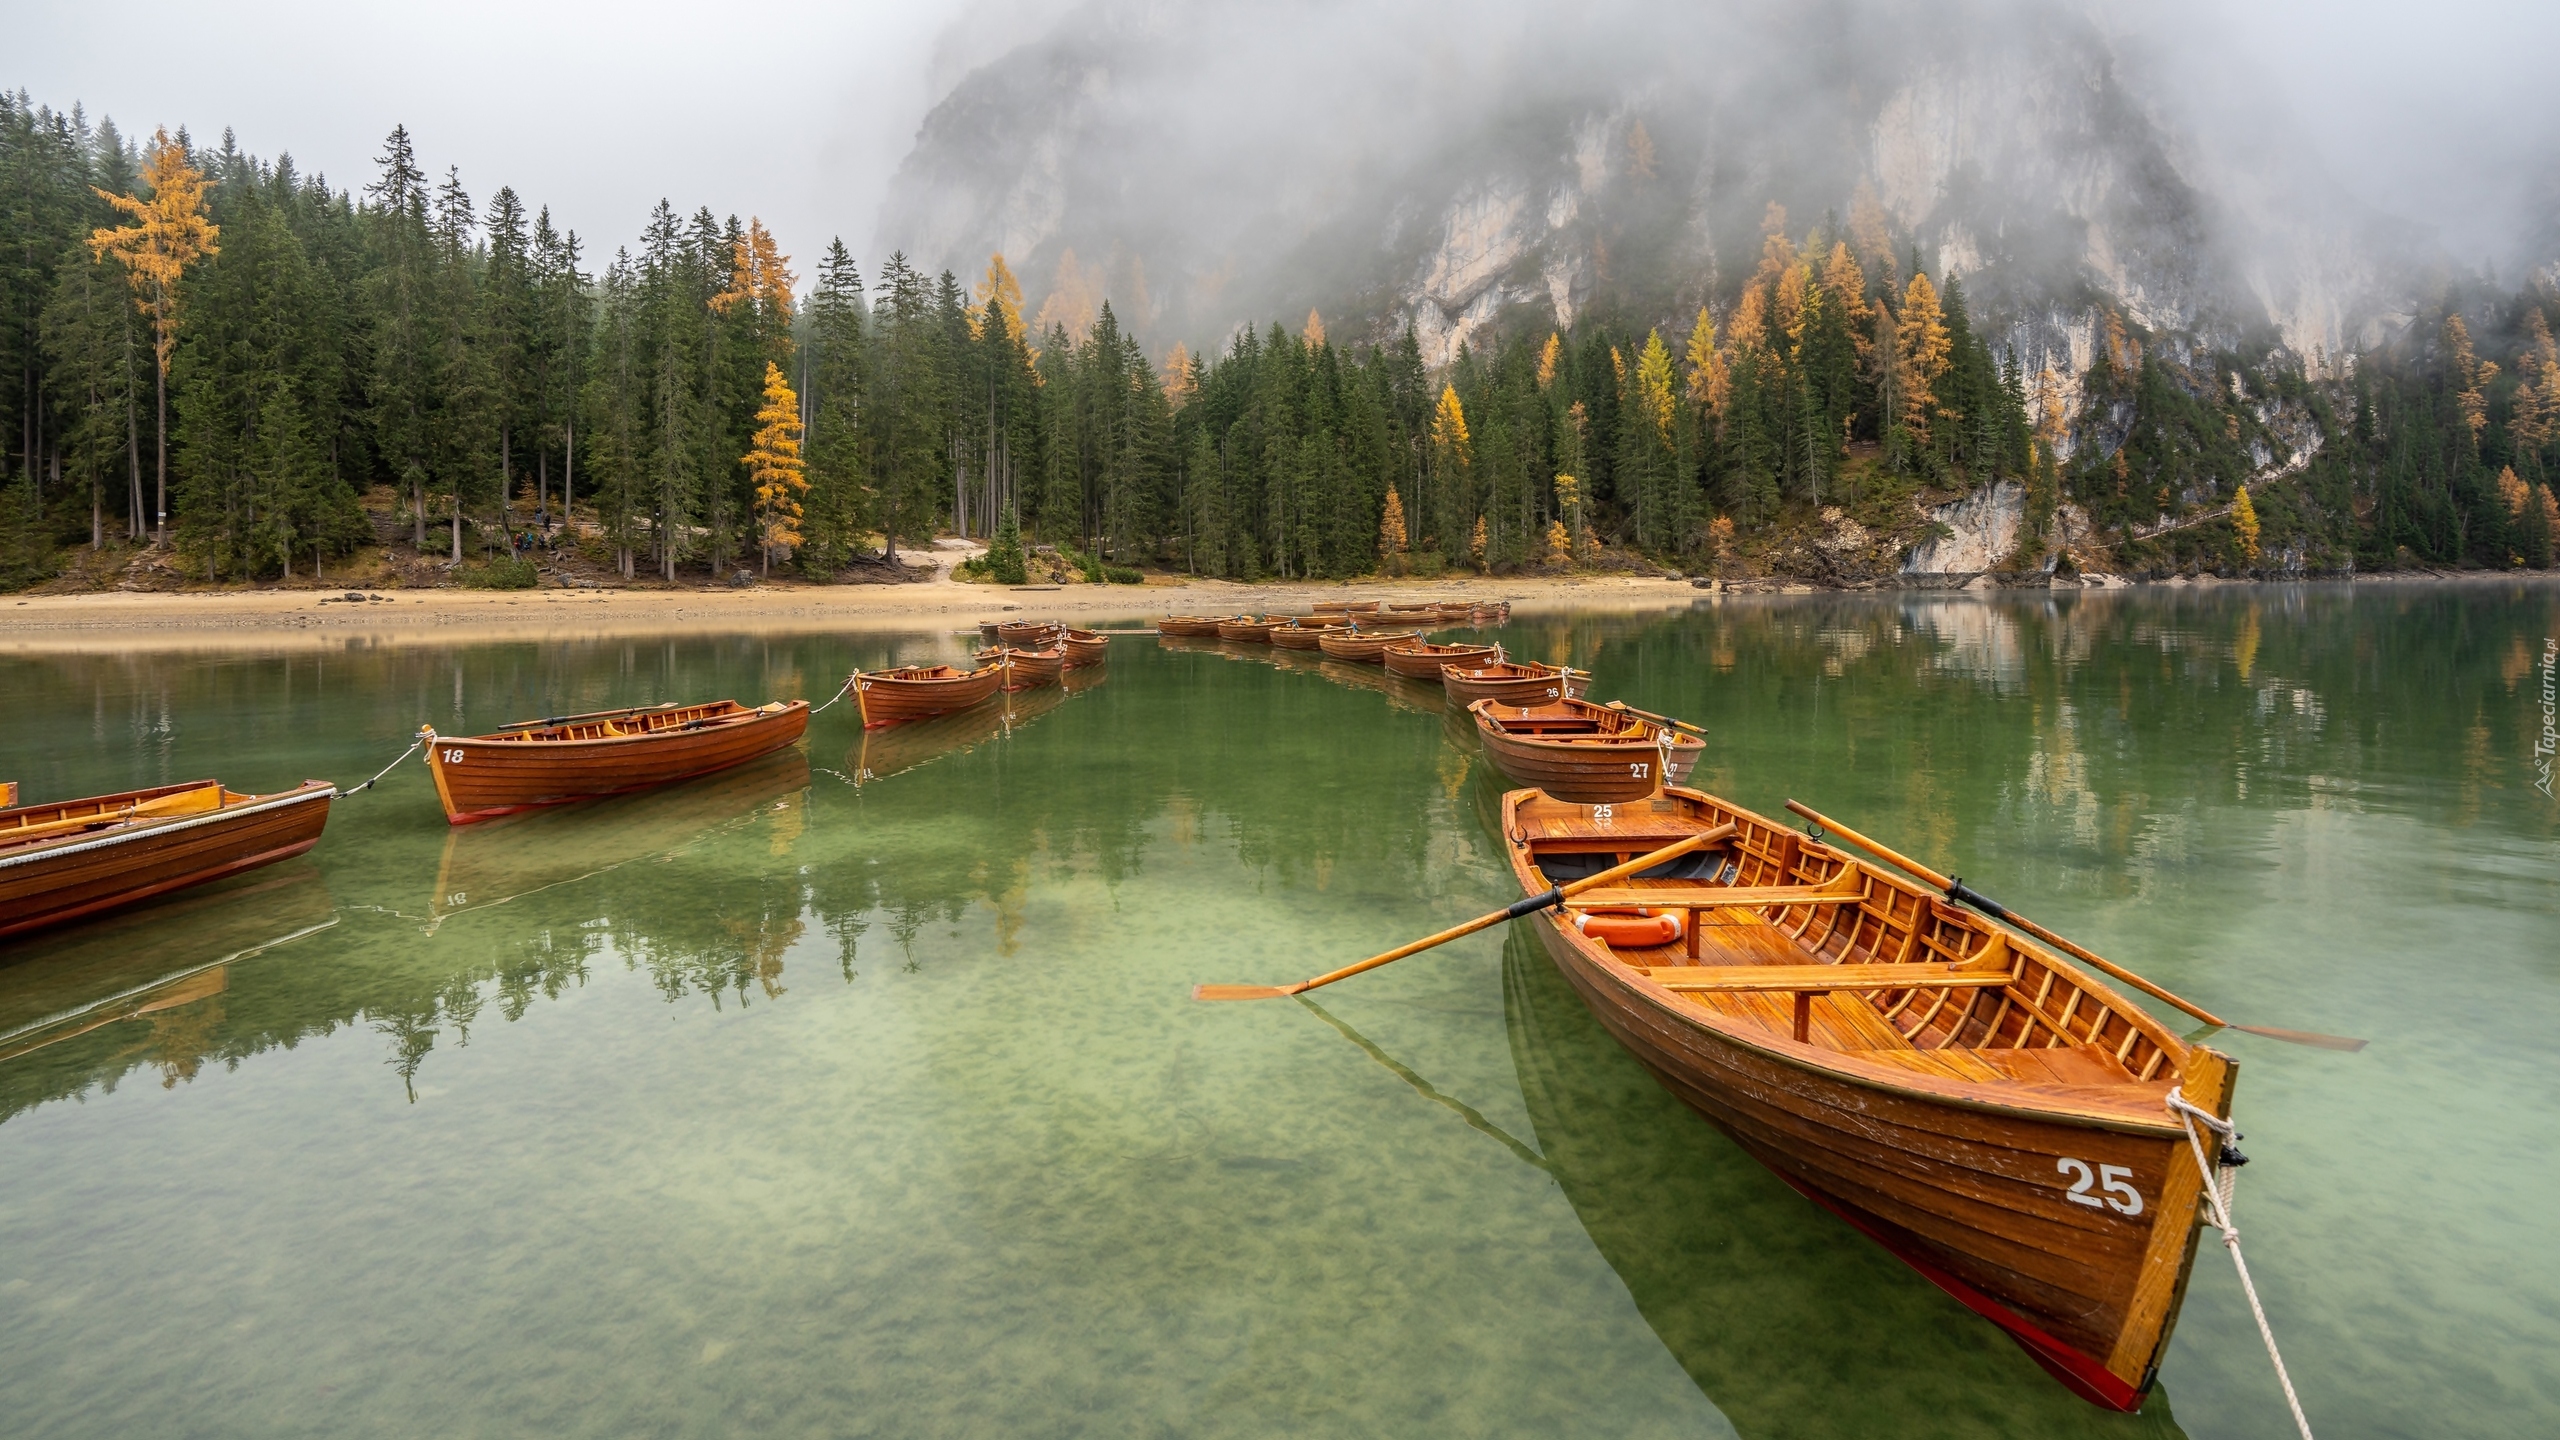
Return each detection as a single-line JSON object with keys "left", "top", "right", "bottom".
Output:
{"left": 801, "top": 239, "right": 870, "bottom": 571}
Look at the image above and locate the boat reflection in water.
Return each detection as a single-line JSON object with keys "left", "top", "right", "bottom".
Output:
{"left": 1496, "top": 929, "right": 2191, "bottom": 1439}
{"left": 1315, "top": 658, "right": 1444, "bottom": 715}
{"left": 0, "top": 864, "right": 336, "bottom": 1070}
{"left": 427, "top": 746, "right": 811, "bottom": 928}
{"left": 848, "top": 671, "right": 1095, "bottom": 787}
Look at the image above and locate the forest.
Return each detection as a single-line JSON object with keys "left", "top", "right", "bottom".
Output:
{"left": 2, "top": 93, "right": 2556, "bottom": 591}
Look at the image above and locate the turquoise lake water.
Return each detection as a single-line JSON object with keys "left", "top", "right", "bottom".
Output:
{"left": 2, "top": 582, "right": 2555, "bottom": 1437}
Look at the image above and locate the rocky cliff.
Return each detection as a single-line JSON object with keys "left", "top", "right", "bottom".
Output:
{"left": 875, "top": 0, "right": 2428, "bottom": 395}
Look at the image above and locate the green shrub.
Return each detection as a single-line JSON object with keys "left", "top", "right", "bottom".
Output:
{"left": 1103, "top": 564, "right": 1143, "bottom": 584}
{"left": 458, "top": 556, "right": 539, "bottom": 590}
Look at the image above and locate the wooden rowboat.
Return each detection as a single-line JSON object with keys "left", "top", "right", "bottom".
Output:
{"left": 854, "top": 663, "right": 1005, "bottom": 728}
{"left": 1156, "top": 616, "right": 1227, "bottom": 637}
{"left": 977, "top": 645, "right": 1064, "bottom": 690}
{"left": 1061, "top": 628, "right": 1110, "bottom": 667}
{"left": 996, "top": 619, "right": 1061, "bottom": 646}
{"left": 1216, "top": 616, "right": 1278, "bottom": 643}
{"left": 1500, "top": 785, "right": 2238, "bottom": 1410}
{"left": 1315, "top": 628, "right": 1420, "bottom": 663}
{"left": 1471, "top": 697, "right": 1702, "bottom": 803}
{"left": 1, "top": 779, "right": 336, "bottom": 940}
{"left": 1444, "top": 658, "right": 1587, "bottom": 706}
{"left": 424, "top": 699, "right": 809, "bottom": 824}
{"left": 851, "top": 684, "right": 1065, "bottom": 785}
{"left": 1268, "top": 619, "right": 1349, "bottom": 650}
{"left": 1381, "top": 639, "right": 1498, "bottom": 679}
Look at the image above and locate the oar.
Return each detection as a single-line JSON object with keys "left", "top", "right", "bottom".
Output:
{"left": 1195, "top": 824, "right": 1737, "bottom": 1002}
{"left": 1600, "top": 699, "right": 1708, "bottom": 736}
{"left": 1785, "top": 801, "right": 2365, "bottom": 1052}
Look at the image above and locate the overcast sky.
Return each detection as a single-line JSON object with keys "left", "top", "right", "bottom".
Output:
{"left": 10, "top": 0, "right": 2557, "bottom": 274}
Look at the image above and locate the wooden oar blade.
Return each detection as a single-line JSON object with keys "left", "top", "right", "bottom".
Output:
{"left": 2233, "top": 1024, "right": 2368, "bottom": 1052}
{"left": 1192, "top": 983, "right": 1298, "bottom": 1002}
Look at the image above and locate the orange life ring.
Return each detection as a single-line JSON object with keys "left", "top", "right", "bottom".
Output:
{"left": 1572, "top": 908, "right": 1684, "bottom": 947}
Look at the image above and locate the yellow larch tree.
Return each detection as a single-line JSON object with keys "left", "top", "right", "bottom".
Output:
{"left": 2497, "top": 466, "right": 2530, "bottom": 517}
{"left": 1726, "top": 286, "right": 1769, "bottom": 358}
{"left": 1032, "top": 248, "right": 1101, "bottom": 342}
{"left": 1160, "top": 342, "right": 1194, "bottom": 408}
{"left": 1820, "top": 242, "right": 1872, "bottom": 362}
{"left": 1469, "top": 514, "right": 1488, "bottom": 571}
{"left": 2508, "top": 308, "right": 2558, "bottom": 451}
{"left": 1634, "top": 329, "right": 1678, "bottom": 441}
{"left": 978, "top": 253, "right": 1027, "bottom": 344}
{"left": 1775, "top": 259, "right": 1811, "bottom": 350}
{"left": 744, "top": 362, "right": 808, "bottom": 574}
{"left": 88, "top": 127, "right": 218, "bottom": 543}
{"left": 2444, "top": 315, "right": 2498, "bottom": 443}
{"left": 1894, "top": 272, "right": 1952, "bottom": 444}
{"left": 1536, "top": 331, "right": 1562, "bottom": 390}
{"left": 1684, "top": 307, "right": 1727, "bottom": 417}
{"left": 713, "top": 219, "right": 796, "bottom": 369}
{"left": 2231, "top": 483, "right": 2260, "bottom": 566}
{"left": 1302, "top": 309, "right": 1325, "bottom": 347}
{"left": 1378, "top": 486, "right": 1409, "bottom": 568}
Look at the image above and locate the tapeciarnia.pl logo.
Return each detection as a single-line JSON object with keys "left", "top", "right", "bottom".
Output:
{"left": 2537, "top": 636, "right": 2557, "bottom": 799}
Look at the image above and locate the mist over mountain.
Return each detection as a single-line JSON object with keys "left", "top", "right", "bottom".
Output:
{"left": 878, "top": 0, "right": 2510, "bottom": 375}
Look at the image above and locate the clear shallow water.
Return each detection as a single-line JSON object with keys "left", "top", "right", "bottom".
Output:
{"left": 1, "top": 584, "right": 2554, "bottom": 1439}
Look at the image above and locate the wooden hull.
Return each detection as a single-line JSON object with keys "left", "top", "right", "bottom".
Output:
{"left": 425, "top": 702, "right": 809, "bottom": 823}
{"left": 855, "top": 666, "right": 1005, "bottom": 727}
{"left": 996, "top": 621, "right": 1060, "bottom": 646}
{"left": 1503, "top": 787, "right": 2232, "bottom": 1410}
{"left": 1216, "top": 619, "right": 1277, "bottom": 643}
{"left": 428, "top": 748, "right": 810, "bottom": 923}
{"left": 1267, "top": 625, "right": 1332, "bottom": 650}
{"left": 1315, "top": 629, "right": 1419, "bottom": 663}
{"left": 0, "top": 781, "right": 335, "bottom": 941}
{"left": 985, "top": 647, "right": 1064, "bottom": 690}
{"left": 1062, "top": 630, "right": 1109, "bottom": 668}
{"left": 1443, "top": 662, "right": 1586, "bottom": 706}
{"left": 1156, "top": 617, "right": 1226, "bottom": 637}
{"left": 1381, "top": 641, "right": 1497, "bottom": 679}
{"left": 850, "top": 685, "right": 1065, "bottom": 785}
{"left": 1472, "top": 699, "right": 1702, "bottom": 803}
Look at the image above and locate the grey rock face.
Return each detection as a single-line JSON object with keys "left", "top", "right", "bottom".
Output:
{"left": 875, "top": 0, "right": 2427, "bottom": 379}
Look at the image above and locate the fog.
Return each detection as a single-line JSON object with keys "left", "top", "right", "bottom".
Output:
{"left": 10, "top": 0, "right": 2555, "bottom": 284}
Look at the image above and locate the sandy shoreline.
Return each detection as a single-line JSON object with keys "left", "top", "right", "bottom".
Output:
{"left": 7, "top": 566, "right": 2550, "bottom": 655}
{"left": 0, "top": 573, "right": 1706, "bottom": 653}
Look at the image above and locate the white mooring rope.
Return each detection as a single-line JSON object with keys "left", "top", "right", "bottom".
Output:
{"left": 806, "top": 676, "right": 854, "bottom": 717}
{"left": 336, "top": 730, "right": 428, "bottom": 798}
{"left": 2165, "top": 1086, "right": 2317, "bottom": 1440}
